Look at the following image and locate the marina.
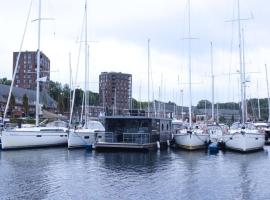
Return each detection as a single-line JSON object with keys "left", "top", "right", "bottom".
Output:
{"left": 1, "top": 0, "right": 270, "bottom": 199}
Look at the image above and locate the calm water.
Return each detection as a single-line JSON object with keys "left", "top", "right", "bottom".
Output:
{"left": 1, "top": 147, "right": 270, "bottom": 200}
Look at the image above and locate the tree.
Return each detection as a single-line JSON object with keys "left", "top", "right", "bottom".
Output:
{"left": 22, "top": 94, "right": 29, "bottom": 116}
{"left": 0, "top": 77, "right": 11, "bottom": 85}
{"left": 196, "top": 100, "right": 211, "bottom": 109}
{"left": 48, "top": 81, "right": 62, "bottom": 101}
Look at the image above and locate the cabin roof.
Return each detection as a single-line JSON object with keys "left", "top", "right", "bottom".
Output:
{"left": 104, "top": 115, "right": 172, "bottom": 121}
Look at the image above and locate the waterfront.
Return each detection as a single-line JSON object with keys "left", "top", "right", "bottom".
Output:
{"left": 0, "top": 147, "right": 270, "bottom": 200}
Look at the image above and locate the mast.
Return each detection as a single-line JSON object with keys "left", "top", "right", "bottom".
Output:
{"left": 4, "top": 0, "right": 33, "bottom": 120}
{"left": 80, "top": 92, "right": 85, "bottom": 124}
{"left": 210, "top": 42, "right": 215, "bottom": 121}
{"left": 237, "top": 0, "right": 245, "bottom": 124}
{"left": 188, "top": 0, "right": 192, "bottom": 127}
{"left": 242, "top": 28, "right": 247, "bottom": 122}
{"left": 69, "top": 52, "right": 72, "bottom": 115}
{"left": 177, "top": 75, "right": 180, "bottom": 119}
{"left": 257, "top": 80, "right": 261, "bottom": 119}
{"left": 147, "top": 39, "right": 150, "bottom": 117}
{"left": 181, "top": 89, "right": 184, "bottom": 120}
{"left": 35, "top": 0, "right": 41, "bottom": 126}
{"left": 139, "top": 81, "right": 142, "bottom": 110}
{"left": 84, "top": 0, "right": 88, "bottom": 127}
{"left": 265, "top": 64, "right": 270, "bottom": 122}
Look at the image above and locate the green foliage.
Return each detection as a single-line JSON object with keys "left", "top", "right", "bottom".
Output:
{"left": 219, "top": 116, "right": 226, "bottom": 123}
{"left": 48, "top": 80, "right": 99, "bottom": 114}
{"left": 196, "top": 100, "right": 240, "bottom": 110}
{"left": 197, "top": 100, "right": 212, "bottom": 109}
{"left": 0, "top": 77, "right": 11, "bottom": 85}
{"left": 131, "top": 98, "right": 148, "bottom": 110}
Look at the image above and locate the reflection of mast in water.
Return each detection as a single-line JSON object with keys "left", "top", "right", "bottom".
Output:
{"left": 180, "top": 151, "right": 205, "bottom": 199}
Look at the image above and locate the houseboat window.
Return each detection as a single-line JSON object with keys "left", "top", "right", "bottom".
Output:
{"left": 161, "top": 124, "right": 164, "bottom": 131}
{"left": 167, "top": 124, "right": 169, "bottom": 130}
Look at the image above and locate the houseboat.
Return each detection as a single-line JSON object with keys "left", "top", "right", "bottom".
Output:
{"left": 95, "top": 116, "right": 172, "bottom": 150}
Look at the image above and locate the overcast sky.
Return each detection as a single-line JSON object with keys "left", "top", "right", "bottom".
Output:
{"left": 1, "top": 0, "right": 270, "bottom": 106}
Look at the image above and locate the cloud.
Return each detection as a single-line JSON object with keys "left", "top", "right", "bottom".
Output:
{"left": 1, "top": 0, "right": 270, "bottom": 107}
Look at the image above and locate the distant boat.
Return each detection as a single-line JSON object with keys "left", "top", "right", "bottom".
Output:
{"left": 173, "top": 0, "right": 209, "bottom": 150}
{"left": 1, "top": 0, "right": 68, "bottom": 150}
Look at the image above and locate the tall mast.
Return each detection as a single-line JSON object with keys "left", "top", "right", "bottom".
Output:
{"left": 265, "top": 64, "right": 270, "bottom": 122}
{"left": 139, "top": 81, "right": 142, "bottom": 110}
{"left": 84, "top": 0, "right": 88, "bottom": 126}
{"left": 181, "top": 89, "right": 184, "bottom": 120}
{"left": 69, "top": 53, "right": 72, "bottom": 115}
{"left": 35, "top": 0, "right": 41, "bottom": 126}
{"left": 210, "top": 42, "right": 215, "bottom": 121}
{"left": 237, "top": 0, "right": 244, "bottom": 124}
{"left": 257, "top": 80, "right": 261, "bottom": 119}
{"left": 177, "top": 75, "right": 180, "bottom": 119}
{"left": 242, "top": 28, "right": 247, "bottom": 122}
{"left": 147, "top": 39, "right": 150, "bottom": 117}
{"left": 188, "top": 0, "right": 192, "bottom": 127}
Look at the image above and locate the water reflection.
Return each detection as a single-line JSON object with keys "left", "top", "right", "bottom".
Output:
{"left": 0, "top": 149, "right": 57, "bottom": 199}
{"left": 0, "top": 147, "right": 270, "bottom": 200}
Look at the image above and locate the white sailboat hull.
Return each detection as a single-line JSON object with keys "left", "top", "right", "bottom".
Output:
{"left": 209, "top": 130, "right": 223, "bottom": 143}
{"left": 174, "top": 130, "right": 209, "bottom": 150}
{"left": 68, "top": 130, "right": 96, "bottom": 148}
{"left": 223, "top": 133, "right": 264, "bottom": 152}
{"left": 1, "top": 127, "right": 68, "bottom": 149}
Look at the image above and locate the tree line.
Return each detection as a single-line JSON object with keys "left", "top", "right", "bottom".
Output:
{"left": 1, "top": 77, "right": 270, "bottom": 121}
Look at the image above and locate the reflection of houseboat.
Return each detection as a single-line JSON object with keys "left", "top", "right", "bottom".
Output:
{"left": 95, "top": 116, "right": 172, "bottom": 150}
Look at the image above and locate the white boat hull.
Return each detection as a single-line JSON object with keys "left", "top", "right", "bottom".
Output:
{"left": 68, "top": 130, "right": 96, "bottom": 148}
{"left": 223, "top": 133, "right": 265, "bottom": 152}
{"left": 174, "top": 131, "right": 209, "bottom": 150}
{"left": 1, "top": 128, "right": 68, "bottom": 149}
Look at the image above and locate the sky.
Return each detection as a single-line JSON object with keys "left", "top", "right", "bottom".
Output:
{"left": 1, "top": 0, "right": 270, "bottom": 107}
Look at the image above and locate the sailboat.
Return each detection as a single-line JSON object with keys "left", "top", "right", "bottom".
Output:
{"left": 223, "top": 0, "right": 264, "bottom": 152}
{"left": 1, "top": 0, "right": 68, "bottom": 149}
{"left": 173, "top": 0, "right": 209, "bottom": 150}
{"left": 68, "top": 0, "right": 105, "bottom": 149}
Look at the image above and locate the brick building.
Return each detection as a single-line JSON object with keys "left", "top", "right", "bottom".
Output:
{"left": 99, "top": 72, "right": 132, "bottom": 114}
{"left": 13, "top": 51, "right": 50, "bottom": 91}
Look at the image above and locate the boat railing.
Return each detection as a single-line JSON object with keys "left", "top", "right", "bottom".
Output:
{"left": 105, "top": 132, "right": 151, "bottom": 144}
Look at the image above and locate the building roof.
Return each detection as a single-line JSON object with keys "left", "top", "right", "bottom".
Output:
{"left": 0, "top": 84, "right": 57, "bottom": 108}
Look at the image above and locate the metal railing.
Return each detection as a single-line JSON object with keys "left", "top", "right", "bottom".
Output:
{"left": 105, "top": 132, "right": 150, "bottom": 144}
{"left": 104, "top": 131, "right": 172, "bottom": 144}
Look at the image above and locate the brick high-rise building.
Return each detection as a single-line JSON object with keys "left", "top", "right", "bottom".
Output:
{"left": 99, "top": 72, "right": 132, "bottom": 113}
{"left": 13, "top": 51, "right": 50, "bottom": 91}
